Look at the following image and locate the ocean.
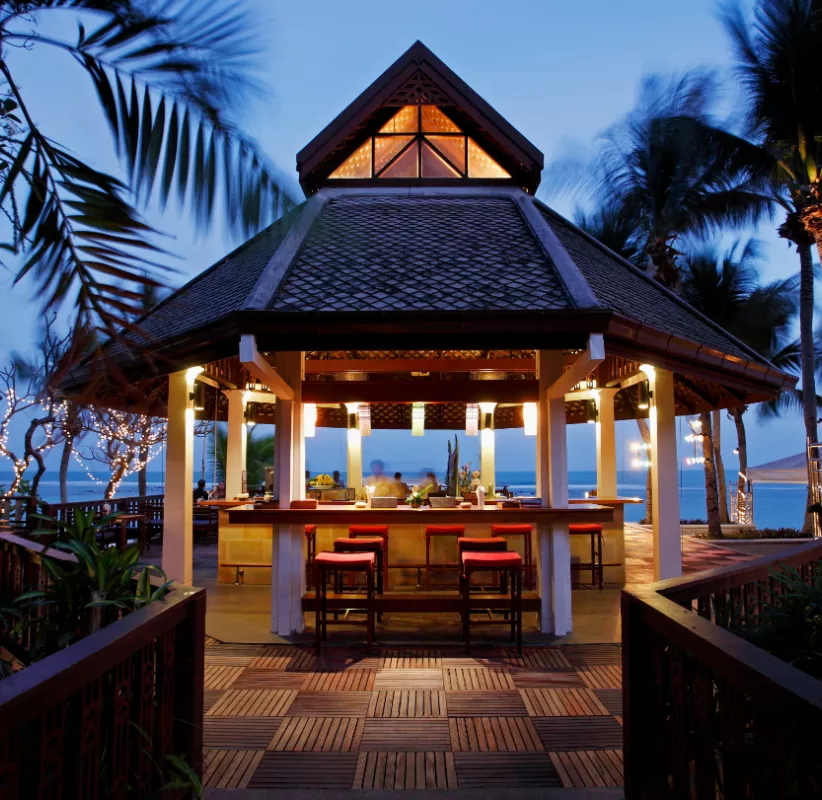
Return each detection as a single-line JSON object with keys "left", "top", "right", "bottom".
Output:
{"left": 8, "top": 468, "right": 806, "bottom": 531}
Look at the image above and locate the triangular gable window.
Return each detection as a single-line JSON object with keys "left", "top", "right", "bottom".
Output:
{"left": 329, "top": 105, "right": 510, "bottom": 180}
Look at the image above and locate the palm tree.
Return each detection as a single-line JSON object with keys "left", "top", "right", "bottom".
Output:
{"left": 681, "top": 239, "right": 799, "bottom": 532}
{"left": 722, "top": 0, "right": 822, "bottom": 451}
{"left": 214, "top": 424, "right": 274, "bottom": 492}
{"left": 0, "top": 1, "right": 296, "bottom": 368}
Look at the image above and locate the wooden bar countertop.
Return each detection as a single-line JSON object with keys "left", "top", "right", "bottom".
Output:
{"left": 228, "top": 503, "right": 614, "bottom": 526}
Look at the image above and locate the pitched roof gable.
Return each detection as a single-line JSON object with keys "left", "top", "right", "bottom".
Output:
{"left": 297, "top": 41, "right": 544, "bottom": 194}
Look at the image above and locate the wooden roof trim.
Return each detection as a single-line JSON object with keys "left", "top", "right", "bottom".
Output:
{"left": 297, "top": 41, "right": 543, "bottom": 185}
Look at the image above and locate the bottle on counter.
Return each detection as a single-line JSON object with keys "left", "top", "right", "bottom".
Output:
{"left": 476, "top": 484, "right": 486, "bottom": 509}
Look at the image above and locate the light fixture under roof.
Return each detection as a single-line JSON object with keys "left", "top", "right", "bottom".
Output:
{"left": 412, "top": 402, "right": 425, "bottom": 437}
{"left": 523, "top": 402, "right": 537, "bottom": 436}
{"left": 465, "top": 403, "right": 479, "bottom": 436}
{"left": 358, "top": 404, "right": 372, "bottom": 436}
{"left": 304, "top": 403, "right": 317, "bottom": 437}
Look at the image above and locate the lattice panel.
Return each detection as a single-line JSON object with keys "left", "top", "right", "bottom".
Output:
{"left": 385, "top": 70, "right": 454, "bottom": 106}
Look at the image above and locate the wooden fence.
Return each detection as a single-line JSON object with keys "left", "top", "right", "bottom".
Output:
{"left": 622, "top": 539, "right": 822, "bottom": 799}
{"left": 42, "top": 494, "right": 165, "bottom": 526}
{"left": 0, "top": 533, "right": 205, "bottom": 799}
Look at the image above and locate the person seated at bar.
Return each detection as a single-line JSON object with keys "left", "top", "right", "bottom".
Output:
{"left": 209, "top": 481, "right": 226, "bottom": 499}
{"left": 421, "top": 471, "right": 440, "bottom": 493}
{"left": 366, "top": 459, "right": 391, "bottom": 496}
{"left": 390, "top": 471, "right": 410, "bottom": 497}
{"left": 332, "top": 470, "right": 342, "bottom": 487}
{"left": 193, "top": 479, "right": 208, "bottom": 502}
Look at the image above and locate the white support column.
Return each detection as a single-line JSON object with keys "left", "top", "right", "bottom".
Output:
{"left": 644, "top": 365, "right": 682, "bottom": 580}
{"left": 162, "top": 367, "right": 200, "bottom": 584}
{"left": 480, "top": 404, "right": 496, "bottom": 493}
{"left": 346, "top": 403, "right": 363, "bottom": 496}
{"left": 536, "top": 351, "right": 572, "bottom": 636}
{"left": 596, "top": 388, "right": 619, "bottom": 497}
{"left": 271, "top": 352, "right": 305, "bottom": 635}
{"left": 224, "top": 389, "right": 247, "bottom": 499}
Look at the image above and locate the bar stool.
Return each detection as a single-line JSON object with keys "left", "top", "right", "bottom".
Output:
{"left": 333, "top": 537, "right": 385, "bottom": 595}
{"left": 461, "top": 551, "right": 522, "bottom": 654}
{"left": 458, "top": 536, "right": 508, "bottom": 594}
{"left": 569, "top": 523, "right": 604, "bottom": 590}
{"left": 314, "top": 551, "right": 375, "bottom": 653}
{"left": 305, "top": 524, "right": 317, "bottom": 588}
{"left": 424, "top": 525, "right": 465, "bottom": 589}
{"left": 349, "top": 525, "right": 389, "bottom": 590}
{"left": 490, "top": 524, "right": 534, "bottom": 590}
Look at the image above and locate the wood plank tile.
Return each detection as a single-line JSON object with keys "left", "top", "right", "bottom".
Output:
{"left": 520, "top": 688, "right": 609, "bottom": 717}
{"left": 203, "top": 749, "right": 264, "bottom": 789}
{"left": 207, "top": 689, "right": 297, "bottom": 717}
{"left": 249, "top": 646, "right": 300, "bottom": 670}
{"left": 380, "top": 648, "right": 442, "bottom": 668}
{"left": 595, "top": 688, "right": 623, "bottom": 716}
{"left": 373, "top": 668, "right": 444, "bottom": 690}
{"left": 204, "top": 647, "right": 265, "bottom": 667}
{"left": 578, "top": 665, "right": 622, "bottom": 689}
{"left": 268, "top": 717, "right": 364, "bottom": 751}
{"left": 444, "top": 668, "right": 515, "bottom": 691}
{"left": 286, "top": 691, "right": 371, "bottom": 717}
{"left": 203, "top": 717, "right": 283, "bottom": 749}
{"left": 301, "top": 670, "right": 375, "bottom": 691}
{"left": 360, "top": 719, "right": 451, "bottom": 751}
{"left": 354, "top": 752, "right": 457, "bottom": 789}
{"left": 534, "top": 716, "right": 624, "bottom": 751}
{"left": 549, "top": 749, "right": 623, "bottom": 788}
{"left": 204, "top": 690, "right": 224, "bottom": 713}
{"left": 367, "top": 690, "right": 447, "bottom": 718}
{"left": 247, "top": 752, "right": 358, "bottom": 789}
{"left": 204, "top": 665, "right": 245, "bottom": 690}
{"left": 561, "top": 644, "right": 622, "bottom": 666}
{"left": 232, "top": 670, "right": 308, "bottom": 689}
{"left": 454, "top": 752, "right": 562, "bottom": 787}
{"left": 511, "top": 670, "right": 585, "bottom": 688}
{"left": 449, "top": 717, "right": 544, "bottom": 752}
{"left": 285, "top": 648, "right": 318, "bottom": 671}
{"left": 446, "top": 691, "right": 528, "bottom": 717}
{"left": 205, "top": 635, "right": 221, "bottom": 646}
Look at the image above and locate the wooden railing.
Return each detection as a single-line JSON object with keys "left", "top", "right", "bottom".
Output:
{"left": 622, "top": 540, "right": 822, "bottom": 799}
{"left": 0, "top": 495, "right": 37, "bottom": 533}
{"left": 41, "top": 494, "right": 165, "bottom": 527}
{"left": 0, "top": 533, "right": 205, "bottom": 798}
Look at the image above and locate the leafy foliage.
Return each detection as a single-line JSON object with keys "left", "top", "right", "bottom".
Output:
{"left": 0, "top": 1, "right": 296, "bottom": 369}
{"left": 214, "top": 422, "right": 273, "bottom": 490}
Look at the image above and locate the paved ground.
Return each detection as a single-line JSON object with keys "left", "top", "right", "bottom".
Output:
{"left": 202, "top": 640, "right": 625, "bottom": 792}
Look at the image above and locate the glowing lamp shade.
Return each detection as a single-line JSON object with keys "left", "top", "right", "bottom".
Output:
{"left": 358, "top": 404, "right": 372, "bottom": 436}
{"left": 345, "top": 402, "right": 360, "bottom": 429}
{"left": 637, "top": 380, "right": 651, "bottom": 410}
{"left": 304, "top": 403, "right": 317, "bottom": 438}
{"left": 523, "top": 402, "right": 537, "bottom": 436}
{"left": 245, "top": 403, "right": 256, "bottom": 427}
{"left": 191, "top": 381, "right": 206, "bottom": 412}
{"left": 585, "top": 399, "right": 598, "bottom": 424}
{"left": 478, "top": 401, "right": 496, "bottom": 430}
{"left": 412, "top": 402, "right": 425, "bottom": 437}
{"left": 465, "top": 402, "right": 479, "bottom": 436}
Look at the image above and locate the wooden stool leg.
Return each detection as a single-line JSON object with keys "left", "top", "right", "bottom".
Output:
{"left": 509, "top": 569, "right": 516, "bottom": 641}
{"left": 376, "top": 548, "right": 383, "bottom": 623}
{"left": 366, "top": 565, "right": 374, "bottom": 654}
{"left": 516, "top": 570, "right": 523, "bottom": 654}
{"left": 526, "top": 532, "right": 533, "bottom": 591}
{"left": 463, "top": 569, "right": 471, "bottom": 653}
{"left": 383, "top": 539, "right": 389, "bottom": 592}
{"left": 590, "top": 534, "right": 596, "bottom": 588}
{"left": 425, "top": 535, "right": 431, "bottom": 591}
{"left": 597, "top": 532, "right": 604, "bottom": 590}
{"left": 315, "top": 565, "right": 322, "bottom": 653}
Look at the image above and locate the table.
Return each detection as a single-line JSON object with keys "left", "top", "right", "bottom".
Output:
{"left": 108, "top": 513, "right": 147, "bottom": 552}
{"left": 227, "top": 503, "right": 614, "bottom": 637}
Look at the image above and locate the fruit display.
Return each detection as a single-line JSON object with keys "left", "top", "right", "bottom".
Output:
{"left": 310, "top": 473, "right": 335, "bottom": 487}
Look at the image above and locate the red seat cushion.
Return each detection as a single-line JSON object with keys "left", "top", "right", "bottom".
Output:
{"left": 461, "top": 551, "right": 523, "bottom": 571}
{"left": 457, "top": 536, "right": 507, "bottom": 553}
{"left": 349, "top": 525, "right": 389, "bottom": 538}
{"left": 315, "top": 551, "right": 375, "bottom": 568}
{"left": 425, "top": 525, "right": 465, "bottom": 536}
{"left": 333, "top": 537, "right": 384, "bottom": 552}
{"left": 491, "top": 524, "right": 533, "bottom": 536}
{"left": 305, "top": 524, "right": 317, "bottom": 537}
{"left": 569, "top": 524, "right": 603, "bottom": 534}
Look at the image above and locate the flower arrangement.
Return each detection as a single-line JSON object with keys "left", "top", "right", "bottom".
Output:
{"left": 405, "top": 485, "right": 431, "bottom": 508}
{"left": 458, "top": 463, "right": 476, "bottom": 495}
{"left": 310, "top": 473, "right": 335, "bottom": 487}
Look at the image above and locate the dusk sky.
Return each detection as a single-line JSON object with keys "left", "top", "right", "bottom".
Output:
{"left": 0, "top": 0, "right": 813, "bottom": 478}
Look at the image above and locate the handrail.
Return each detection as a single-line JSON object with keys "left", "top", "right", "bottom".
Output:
{"left": 622, "top": 538, "right": 822, "bottom": 798}
{"left": 0, "top": 531, "right": 76, "bottom": 563}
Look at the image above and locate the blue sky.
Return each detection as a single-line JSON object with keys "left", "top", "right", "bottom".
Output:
{"left": 0, "top": 0, "right": 812, "bottom": 477}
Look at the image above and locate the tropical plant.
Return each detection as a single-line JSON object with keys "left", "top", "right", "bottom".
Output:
{"left": 680, "top": 238, "right": 800, "bottom": 530}
{"left": 722, "top": 0, "right": 822, "bottom": 451}
{"left": 214, "top": 423, "right": 274, "bottom": 490}
{"left": 0, "top": 1, "right": 295, "bottom": 370}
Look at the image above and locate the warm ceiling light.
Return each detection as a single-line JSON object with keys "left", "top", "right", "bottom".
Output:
{"left": 304, "top": 403, "right": 317, "bottom": 437}
{"left": 479, "top": 401, "right": 496, "bottom": 430}
{"left": 523, "top": 402, "right": 537, "bottom": 436}
{"left": 585, "top": 399, "right": 598, "bottom": 424}
{"left": 245, "top": 403, "right": 256, "bottom": 427}
{"left": 191, "top": 381, "right": 206, "bottom": 412}
{"left": 412, "top": 402, "right": 425, "bottom": 437}
{"left": 358, "top": 404, "right": 372, "bottom": 436}
{"left": 637, "top": 380, "right": 651, "bottom": 411}
{"left": 465, "top": 403, "right": 479, "bottom": 436}
{"left": 345, "top": 402, "right": 360, "bottom": 429}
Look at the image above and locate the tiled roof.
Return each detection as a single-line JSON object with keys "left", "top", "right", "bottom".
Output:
{"left": 537, "top": 203, "right": 762, "bottom": 364}
{"left": 268, "top": 196, "right": 571, "bottom": 313}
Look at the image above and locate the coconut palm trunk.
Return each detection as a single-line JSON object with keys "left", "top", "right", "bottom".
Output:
{"left": 730, "top": 407, "right": 748, "bottom": 520}
{"left": 712, "top": 410, "right": 729, "bottom": 524}
{"left": 799, "top": 241, "right": 818, "bottom": 447}
{"left": 700, "top": 413, "right": 722, "bottom": 537}
{"left": 636, "top": 418, "right": 653, "bottom": 525}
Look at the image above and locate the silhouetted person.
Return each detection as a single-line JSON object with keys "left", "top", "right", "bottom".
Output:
{"left": 193, "top": 479, "right": 208, "bottom": 502}
{"left": 391, "top": 471, "right": 410, "bottom": 497}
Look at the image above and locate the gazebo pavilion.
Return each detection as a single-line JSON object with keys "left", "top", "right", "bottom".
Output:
{"left": 65, "top": 41, "right": 792, "bottom": 641}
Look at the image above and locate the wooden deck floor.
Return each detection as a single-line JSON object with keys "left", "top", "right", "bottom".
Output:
{"left": 203, "top": 639, "right": 624, "bottom": 791}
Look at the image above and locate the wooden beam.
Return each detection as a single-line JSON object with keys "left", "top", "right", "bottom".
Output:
{"left": 239, "top": 334, "right": 295, "bottom": 400}
{"left": 607, "top": 372, "right": 646, "bottom": 390}
{"left": 545, "top": 334, "right": 606, "bottom": 399}
{"left": 304, "top": 357, "right": 536, "bottom": 374}
{"left": 301, "top": 379, "right": 539, "bottom": 404}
